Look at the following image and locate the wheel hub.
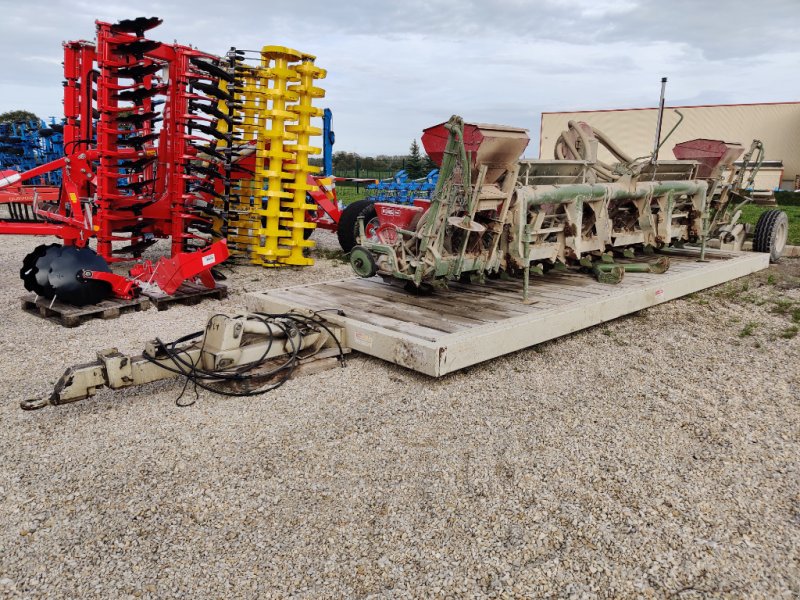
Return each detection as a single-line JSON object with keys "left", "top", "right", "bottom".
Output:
{"left": 350, "top": 245, "right": 377, "bottom": 278}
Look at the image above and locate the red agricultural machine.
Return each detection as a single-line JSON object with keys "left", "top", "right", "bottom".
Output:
{"left": 0, "top": 17, "right": 236, "bottom": 305}
{"left": 0, "top": 17, "right": 348, "bottom": 306}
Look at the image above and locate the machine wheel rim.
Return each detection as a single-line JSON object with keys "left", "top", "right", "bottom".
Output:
{"left": 350, "top": 246, "right": 377, "bottom": 277}
{"left": 363, "top": 217, "right": 380, "bottom": 242}
{"left": 774, "top": 220, "right": 787, "bottom": 255}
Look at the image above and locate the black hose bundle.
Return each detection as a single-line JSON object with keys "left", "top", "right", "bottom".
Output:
{"left": 143, "top": 311, "right": 345, "bottom": 406}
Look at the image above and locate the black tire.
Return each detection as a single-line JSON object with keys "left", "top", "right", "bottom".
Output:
{"left": 304, "top": 193, "right": 317, "bottom": 240}
{"left": 336, "top": 199, "right": 377, "bottom": 252}
{"left": 753, "top": 209, "right": 788, "bottom": 263}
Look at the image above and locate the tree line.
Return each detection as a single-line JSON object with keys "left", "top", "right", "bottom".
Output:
{"left": 314, "top": 140, "right": 437, "bottom": 179}
{"left": 0, "top": 110, "right": 41, "bottom": 124}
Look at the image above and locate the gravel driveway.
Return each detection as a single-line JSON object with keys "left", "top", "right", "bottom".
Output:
{"left": 1, "top": 233, "right": 798, "bottom": 598}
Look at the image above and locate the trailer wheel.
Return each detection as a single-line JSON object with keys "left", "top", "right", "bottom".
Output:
{"left": 337, "top": 199, "right": 377, "bottom": 252}
{"left": 753, "top": 209, "right": 788, "bottom": 263}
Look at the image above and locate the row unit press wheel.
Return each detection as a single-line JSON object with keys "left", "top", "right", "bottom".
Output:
{"left": 753, "top": 209, "right": 788, "bottom": 263}
{"left": 350, "top": 245, "right": 377, "bottom": 277}
{"left": 337, "top": 199, "right": 378, "bottom": 252}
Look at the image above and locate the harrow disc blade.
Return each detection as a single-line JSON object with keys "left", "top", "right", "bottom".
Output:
{"left": 20, "top": 243, "right": 48, "bottom": 277}
{"left": 118, "top": 132, "right": 160, "bottom": 149}
{"left": 191, "top": 101, "right": 237, "bottom": 125}
{"left": 20, "top": 243, "right": 63, "bottom": 297}
{"left": 47, "top": 247, "right": 112, "bottom": 306}
{"left": 114, "top": 39, "right": 162, "bottom": 58}
{"left": 119, "top": 156, "right": 158, "bottom": 171}
{"left": 114, "top": 86, "right": 162, "bottom": 103}
{"left": 20, "top": 244, "right": 51, "bottom": 293}
{"left": 186, "top": 163, "right": 223, "bottom": 179}
{"left": 189, "top": 57, "right": 235, "bottom": 83}
{"left": 115, "top": 63, "right": 162, "bottom": 81}
{"left": 192, "top": 123, "right": 234, "bottom": 141}
{"left": 191, "top": 81, "right": 234, "bottom": 102}
{"left": 110, "top": 17, "right": 163, "bottom": 37}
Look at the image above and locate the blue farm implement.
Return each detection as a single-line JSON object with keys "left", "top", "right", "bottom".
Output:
{"left": 365, "top": 169, "right": 438, "bottom": 204}
{"left": 0, "top": 119, "right": 64, "bottom": 186}
{"left": 335, "top": 169, "right": 440, "bottom": 252}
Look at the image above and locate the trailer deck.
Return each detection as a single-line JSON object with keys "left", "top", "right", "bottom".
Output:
{"left": 246, "top": 248, "right": 769, "bottom": 377}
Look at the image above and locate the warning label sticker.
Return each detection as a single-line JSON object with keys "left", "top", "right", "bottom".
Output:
{"left": 354, "top": 331, "right": 373, "bottom": 349}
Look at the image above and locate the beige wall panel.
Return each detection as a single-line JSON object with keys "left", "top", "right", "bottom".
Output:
{"left": 540, "top": 103, "right": 800, "bottom": 187}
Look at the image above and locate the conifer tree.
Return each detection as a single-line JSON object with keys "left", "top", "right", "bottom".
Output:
{"left": 406, "top": 139, "right": 424, "bottom": 179}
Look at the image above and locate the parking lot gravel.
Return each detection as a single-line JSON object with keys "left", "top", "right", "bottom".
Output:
{"left": 0, "top": 233, "right": 798, "bottom": 598}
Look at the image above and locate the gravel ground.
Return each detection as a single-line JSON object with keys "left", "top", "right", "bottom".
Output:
{"left": 0, "top": 233, "right": 798, "bottom": 599}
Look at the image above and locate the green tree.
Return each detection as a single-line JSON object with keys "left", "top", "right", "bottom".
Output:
{"left": 0, "top": 110, "right": 40, "bottom": 124}
{"left": 406, "top": 139, "right": 424, "bottom": 179}
{"left": 332, "top": 151, "right": 361, "bottom": 173}
{"left": 423, "top": 152, "right": 438, "bottom": 174}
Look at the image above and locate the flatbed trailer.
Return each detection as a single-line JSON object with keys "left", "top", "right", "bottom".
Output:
{"left": 246, "top": 248, "right": 769, "bottom": 377}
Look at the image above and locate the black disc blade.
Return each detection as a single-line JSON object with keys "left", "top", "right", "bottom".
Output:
{"left": 23, "top": 244, "right": 63, "bottom": 297}
{"left": 191, "top": 81, "right": 234, "bottom": 102}
{"left": 118, "top": 132, "right": 159, "bottom": 148}
{"left": 190, "top": 144, "right": 226, "bottom": 162}
{"left": 47, "top": 247, "right": 112, "bottom": 306}
{"left": 20, "top": 244, "right": 52, "bottom": 293}
{"left": 189, "top": 57, "right": 235, "bottom": 83}
{"left": 114, "top": 86, "right": 162, "bottom": 103}
{"left": 191, "top": 101, "right": 234, "bottom": 124}
{"left": 118, "top": 178, "right": 157, "bottom": 193}
{"left": 114, "top": 111, "right": 159, "bottom": 125}
{"left": 186, "top": 163, "right": 223, "bottom": 179}
{"left": 110, "top": 17, "right": 163, "bottom": 37}
{"left": 191, "top": 123, "right": 229, "bottom": 141}
{"left": 21, "top": 244, "right": 48, "bottom": 275}
{"left": 114, "top": 40, "right": 162, "bottom": 58}
{"left": 115, "top": 63, "right": 162, "bottom": 80}
{"left": 119, "top": 156, "right": 158, "bottom": 171}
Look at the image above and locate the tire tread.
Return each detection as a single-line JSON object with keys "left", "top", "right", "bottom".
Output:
{"left": 753, "top": 209, "right": 788, "bottom": 263}
{"left": 336, "top": 199, "right": 376, "bottom": 252}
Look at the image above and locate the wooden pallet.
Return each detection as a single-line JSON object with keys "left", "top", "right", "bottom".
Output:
{"left": 21, "top": 294, "right": 151, "bottom": 328}
{"left": 246, "top": 248, "right": 769, "bottom": 377}
{"left": 142, "top": 282, "right": 228, "bottom": 311}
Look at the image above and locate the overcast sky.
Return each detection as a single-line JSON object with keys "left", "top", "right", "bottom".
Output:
{"left": 0, "top": 0, "right": 797, "bottom": 156}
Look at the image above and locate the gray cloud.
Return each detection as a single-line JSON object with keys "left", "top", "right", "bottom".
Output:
{"left": 0, "top": 0, "right": 796, "bottom": 154}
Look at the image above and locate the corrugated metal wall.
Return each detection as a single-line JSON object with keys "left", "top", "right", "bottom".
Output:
{"left": 539, "top": 103, "right": 800, "bottom": 188}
